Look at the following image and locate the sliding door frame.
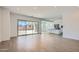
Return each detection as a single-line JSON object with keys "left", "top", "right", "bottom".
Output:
{"left": 17, "top": 19, "right": 39, "bottom": 36}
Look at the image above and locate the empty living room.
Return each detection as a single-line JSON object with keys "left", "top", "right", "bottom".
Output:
{"left": 0, "top": 6, "right": 79, "bottom": 52}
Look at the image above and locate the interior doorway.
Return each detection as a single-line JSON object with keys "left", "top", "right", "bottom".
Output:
{"left": 17, "top": 20, "right": 38, "bottom": 36}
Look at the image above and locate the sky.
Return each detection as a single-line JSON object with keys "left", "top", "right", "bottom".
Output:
{"left": 18, "top": 21, "right": 29, "bottom": 26}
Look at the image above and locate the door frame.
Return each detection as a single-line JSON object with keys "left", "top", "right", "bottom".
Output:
{"left": 17, "top": 19, "right": 39, "bottom": 36}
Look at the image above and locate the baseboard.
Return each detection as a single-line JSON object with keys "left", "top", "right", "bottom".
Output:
{"left": 10, "top": 36, "right": 17, "bottom": 39}
{"left": 63, "top": 33, "right": 79, "bottom": 40}
{"left": 0, "top": 38, "right": 10, "bottom": 43}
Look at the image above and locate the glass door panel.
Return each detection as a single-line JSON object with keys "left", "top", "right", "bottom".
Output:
{"left": 17, "top": 20, "right": 38, "bottom": 36}
{"left": 26, "top": 22, "right": 33, "bottom": 34}
{"left": 18, "top": 20, "right": 27, "bottom": 35}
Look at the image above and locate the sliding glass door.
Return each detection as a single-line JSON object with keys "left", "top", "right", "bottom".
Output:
{"left": 17, "top": 20, "right": 38, "bottom": 36}
{"left": 17, "top": 20, "right": 27, "bottom": 35}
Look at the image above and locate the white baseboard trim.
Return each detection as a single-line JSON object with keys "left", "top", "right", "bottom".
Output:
{"left": 63, "top": 33, "right": 79, "bottom": 40}
{"left": 0, "top": 38, "right": 10, "bottom": 42}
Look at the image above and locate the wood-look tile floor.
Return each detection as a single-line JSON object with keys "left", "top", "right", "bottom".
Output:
{"left": 0, "top": 34, "right": 79, "bottom": 52}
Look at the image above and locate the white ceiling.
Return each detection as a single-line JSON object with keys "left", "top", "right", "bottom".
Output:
{"left": 3, "top": 6, "right": 79, "bottom": 19}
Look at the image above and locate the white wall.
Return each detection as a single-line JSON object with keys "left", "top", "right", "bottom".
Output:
{"left": 0, "top": 8, "right": 2, "bottom": 42}
{"left": 0, "top": 8, "right": 10, "bottom": 42}
{"left": 63, "top": 9, "right": 79, "bottom": 40}
{"left": 10, "top": 13, "right": 17, "bottom": 37}
{"left": 10, "top": 13, "right": 41, "bottom": 37}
